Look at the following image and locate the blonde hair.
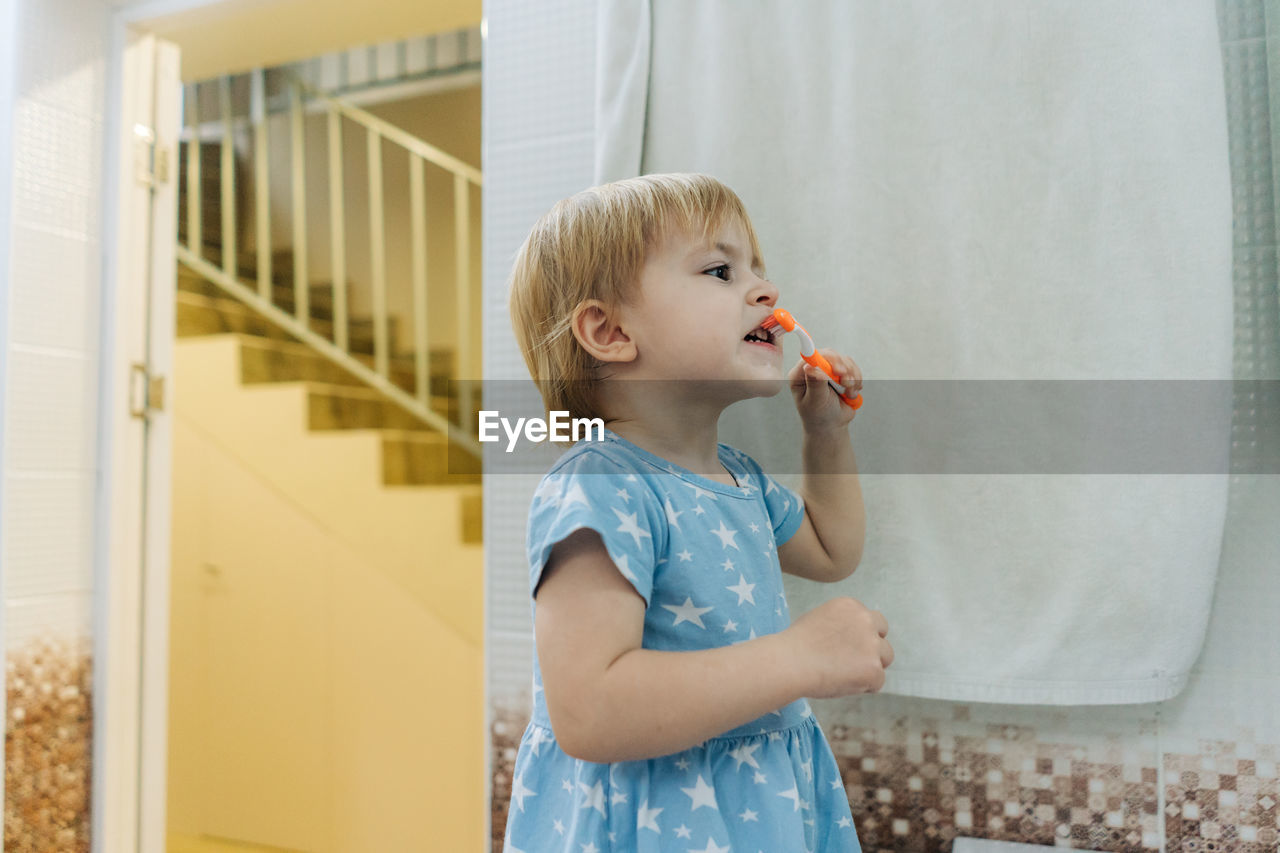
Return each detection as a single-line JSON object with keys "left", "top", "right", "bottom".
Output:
{"left": 508, "top": 173, "right": 764, "bottom": 423}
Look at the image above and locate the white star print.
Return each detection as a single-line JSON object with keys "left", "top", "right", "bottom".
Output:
{"left": 561, "top": 481, "right": 590, "bottom": 508}
{"left": 580, "top": 843, "right": 599, "bottom": 853}
{"left": 675, "top": 757, "right": 691, "bottom": 771}
{"left": 534, "top": 477, "right": 562, "bottom": 506}
{"left": 675, "top": 824, "right": 693, "bottom": 839}
{"left": 637, "top": 801, "right": 663, "bottom": 833}
{"left": 554, "top": 818, "right": 566, "bottom": 834}
{"left": 681, "top": 774, "right": 719, "bottom": 811}
{"left": 709, "top": 520, "right": 740, "bottom": 550}
{"left": 765, "top": 477, "right": 779, "bottom": 495}
{"left": 801, "top": 758, "right": 813, "bottom": 781}
{"left": 749, "top": 522, "right": 760, "bottom": 533}
{"left": 728, "top": 741, "right": 761, "bottom": 770}
{"left": 739, "top": 808, "right": 759, "bottom": 822}
{"left": 830, "top": 778, "right": 842, "bottom": 789}
{"left": 778, "top": 785, "right": 803, "bottom": 811}
{"left": 684, "top": 481, "right": 717, "bottom": 502}
{"left": 661, "top": 597, "right": 713, "bottom": 629}
{"left": 561, "top": 778, "right": 574, "bottom": 793}
{"left": 612, "top": 553, "right": 638, "bottom": 585}
{"left": 578, "top": 780, "right": 606, "bottom": 816}
{"left": 611, "top": 789, "right": 628, "bottom": 805}
{"left": 510, "top": 770, "right": 536, "bottom": 812}
{"left": 754, "top": 771, "right": 767, "bottom": 784}
{"left": 692, "top": 504, "right": 707, "bottom": 516}
{"left": 689, "top": 838, "right": 730, "bottom": 853}
{"left": 720, "top": 557, "right": 736, "bottom": 572}
{"left": 664, "top": 498, "right": 683, "bottom": 530}
{"left": 838, "top": 816, "right": 853, "bottom": 828}
{"left": 723, "top": 619, "right": 738, "bottom": 633}
{"left": 727, "top": 574, "right": 757, "bottom": 605}
{"left": 615, "top": 487, "right": 631, "bottom": 502}
{"left": 677, "top": 549, "right": 693, "bottom": 562}
{"left": 527, "top": 726, "right": 551, "bottom": 757}
{"left": 612, "top": 507, "right": 652, "bottom": 548}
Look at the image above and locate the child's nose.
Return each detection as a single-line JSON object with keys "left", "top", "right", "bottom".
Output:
{"left": 750, "top": 277, "right": 779, "bottom": 307}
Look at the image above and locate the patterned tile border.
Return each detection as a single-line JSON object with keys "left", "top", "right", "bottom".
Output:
{"left": 490, "top": 704, "right": 1280, "bottom": 853}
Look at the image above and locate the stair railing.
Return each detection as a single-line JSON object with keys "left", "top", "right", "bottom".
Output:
{"left": 176, "top": 70, "right": 482, "bottom": 459}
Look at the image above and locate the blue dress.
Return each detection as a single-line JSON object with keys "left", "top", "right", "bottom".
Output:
{"left": 502, "top": 429, "right": 862, "bottom": 853}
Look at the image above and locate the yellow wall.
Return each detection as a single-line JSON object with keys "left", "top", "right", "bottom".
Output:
{"left": 168, "top": 337, "right": 484, "bottom": 851}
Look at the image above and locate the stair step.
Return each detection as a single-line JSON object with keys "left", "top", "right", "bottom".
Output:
{"left": 179, "top": 268, "right": 349, "bottom": 326}
{"left": 176, "top": 334, "right": 483, "bottom": 548}
{"left": 233, "top": 328, "right": 453, "bottom": 397}
{"left": 459, "top": 487, "right": 482, "bottom": 544}
{"left": 380, "top": 430, "right": 481, "bottom": 485}
{"left": 304, "top": 382, "right": 481, "bottom": 433}
{"left": 177, "top": 285, "right": 458, "bottom": 391}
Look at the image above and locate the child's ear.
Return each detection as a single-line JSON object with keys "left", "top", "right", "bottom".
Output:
{"left": 571, "top": 299, "right": 636, "bottom": 363}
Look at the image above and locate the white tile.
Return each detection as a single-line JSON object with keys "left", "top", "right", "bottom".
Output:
{"left": 12, "top": 96, "right": 102, "bottom": 241}
{"left": 2, "top": 473, "right": 96, "bottom": 599}
{"left": 5, "top": 591, "right": 93, "bottom": 652}
{"left": 483, "top": 133, "right": 594, "bottom": 384}
{"left": 1192, "top": 476, "right": 1280, "bottom": 677}
{"left": 1160, "top": 670, "right": 1280, "bottom": 745}
{"left": 4, "top": 348, "right": 98, "bottom": 472}
{"left": 483, "top": 0, "right": 595, "bottom": 147}
{"left": 14, "top": 0, "right": 107, "bottom": 112}
{"left": 8, "top": 224, "right": 99, "bottom": 351}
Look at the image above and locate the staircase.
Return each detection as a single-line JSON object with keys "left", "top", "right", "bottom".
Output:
{"left": 175, "top": 259, "right": 482, "bottom": 544}
{"left": 166, "top": 65, "right": 486, "bottom": 853}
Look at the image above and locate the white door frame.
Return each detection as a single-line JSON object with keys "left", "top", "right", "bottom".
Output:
{"left": 98, "top": 3, "right": 221, "bottom": 852}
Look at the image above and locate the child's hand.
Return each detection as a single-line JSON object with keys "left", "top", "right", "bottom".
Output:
{"left": 788, "top": 349, "right": 862, "bottom": 432}
{"left": 784, "top": 597, "right": 893, "bottom": 698}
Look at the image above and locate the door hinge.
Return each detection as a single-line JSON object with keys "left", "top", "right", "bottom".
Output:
{"left": 130, "top": 362, "right": 166, "bottom": 419}
{"left": 133, "top": 125, "right": 170, "bottom": 187}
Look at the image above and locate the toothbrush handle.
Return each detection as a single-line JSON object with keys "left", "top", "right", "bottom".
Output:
{"left": 803, "top": 352, "right": 864, "bottom": 410}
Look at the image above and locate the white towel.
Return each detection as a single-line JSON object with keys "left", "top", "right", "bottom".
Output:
{"left": 596, "top": 0, "right": 1233, "bottom": 704}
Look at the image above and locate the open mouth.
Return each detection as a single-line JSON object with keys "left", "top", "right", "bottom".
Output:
{"left": 743, "top": 324, "right": 779, "bottom": 347}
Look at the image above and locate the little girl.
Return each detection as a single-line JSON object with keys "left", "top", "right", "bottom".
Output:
{"left": 503, "top": 173, "right": 893, "bottom": 852}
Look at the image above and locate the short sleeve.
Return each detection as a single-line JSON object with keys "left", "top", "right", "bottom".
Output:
{"left": 526, "top": 449, "right": 666, "bottom": 605}
{"left": 725, "top": 447, "right": 806, "bottom": 546}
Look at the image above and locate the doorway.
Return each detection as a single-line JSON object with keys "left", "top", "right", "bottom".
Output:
{"left": 102, "top": 3, "right": 483, "bottom": 851}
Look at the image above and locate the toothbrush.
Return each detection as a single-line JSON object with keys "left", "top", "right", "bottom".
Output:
{"left": 759, "top": 308, "right": 863, "bottom": 410}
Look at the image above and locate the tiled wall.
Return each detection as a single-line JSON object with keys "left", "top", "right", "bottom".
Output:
{"left": 2, "top": 0, "right": 110, "bottom": 849}
{"left": 483, "top": 1, "right": 1280, "bottom": 851}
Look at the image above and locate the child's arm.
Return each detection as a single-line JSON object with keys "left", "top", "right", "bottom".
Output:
{"left": 779, "top": 425, "right": 865, "bottom": 582}
{"left": 779, "top": 359, "right": 867, "bottom": 583}
{"left": 536, "top": 527, "right": 890, "bottom": 764}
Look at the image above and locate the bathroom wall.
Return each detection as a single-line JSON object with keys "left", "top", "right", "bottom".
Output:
{"left": 482, "top": 1, "right": 1280, "bottom": 851}
{"left": 2, "top": 0, "right": 113, "bottom": 849}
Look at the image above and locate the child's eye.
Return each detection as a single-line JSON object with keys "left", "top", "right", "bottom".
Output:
{"left": 704, "top": 264, "right": 732, "bottom": 281}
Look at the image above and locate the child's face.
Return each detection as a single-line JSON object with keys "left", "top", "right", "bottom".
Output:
{"left": 621, "top": 218, "right": 784, "bottom": 395}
